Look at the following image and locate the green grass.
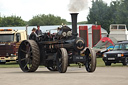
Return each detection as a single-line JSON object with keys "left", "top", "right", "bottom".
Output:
{"left": 97, "top": 58, "right": 105, "bottom": 67}
{"left": 0, "top": 61, "right": 19, "bottom": 68}
{"left": 0, "top": 58, "right": 127, "bottom": 68}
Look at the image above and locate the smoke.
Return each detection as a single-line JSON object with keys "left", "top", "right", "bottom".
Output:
{"left": 68, "top": 0, "right": 88, "bottom": 12}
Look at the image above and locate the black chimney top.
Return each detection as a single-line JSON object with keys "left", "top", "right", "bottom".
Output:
{"left": 70, "top": 13, "right": 78, "bottom": 37}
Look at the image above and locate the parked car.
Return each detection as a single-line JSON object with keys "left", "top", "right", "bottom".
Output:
{"left": 103, "top": 41, "right": 128, "bottom": 66}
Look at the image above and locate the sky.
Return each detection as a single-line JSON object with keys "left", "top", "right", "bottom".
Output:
{"left": 0, "top": 0, "right": 116, "bottom": 22}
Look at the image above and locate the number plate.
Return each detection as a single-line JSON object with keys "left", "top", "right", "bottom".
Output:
{"left": 0, "top": 60, "right": 6, "bottom": 62}
{"left": 108, "top": 58, "right": 115, "bottom": 60}
{"left": 73, "top": 55, "right": 86, "bottom": 62}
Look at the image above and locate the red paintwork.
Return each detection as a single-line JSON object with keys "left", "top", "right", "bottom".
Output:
{"left": 100, "top": 37, "right": 114, "bottom": 46}
{"left": 79, "top": 26, "right": 89, "bottom": 47}
{"left": 92, "top": 25, "right": 102, "bottom": 47}
{"left": 0, "top": 42, "right": 17, "bottom": 57}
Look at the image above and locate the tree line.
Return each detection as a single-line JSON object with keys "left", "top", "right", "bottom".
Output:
{"left": 0, "top": 14, "right": 68, "bottom": 27}
{"left": 28, "top": 14, "right": 67, "bottom": 26}
{"left": 87, "top": 0, "right": 128, "bottom": 33}
{"left": 0, "top": 16, "right": 26, "bottom": 27}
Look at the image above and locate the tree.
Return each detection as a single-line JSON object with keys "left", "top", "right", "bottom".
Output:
{"left": 28, "top": 14, "right": 67, "bottom": 26}
{"left": 87, "top": 0, "right": 110, "bottom": 33}
{"left": 108, "top": 0, "right": 122, "bottom": 25}
{"left": 87, "top": 0, "right": 128, "bottom": 33}
{"left": 0, "top": 15, "right": 26, "bottom": 27}
{"left": 116, "top": 0, "right": 128, "bottom": 28}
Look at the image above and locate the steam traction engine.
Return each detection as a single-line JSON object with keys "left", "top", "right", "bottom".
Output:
{"left": 18, "top": 13, "right": 96, "bottom": 73}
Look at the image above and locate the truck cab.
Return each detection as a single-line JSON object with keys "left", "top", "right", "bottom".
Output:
{"left": 0, "top": 29, "right": 27, "bottom": 64}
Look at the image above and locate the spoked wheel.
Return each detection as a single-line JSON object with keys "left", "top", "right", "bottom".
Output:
{"left": 56, "top": 48, "right": 68, "bottom": 73}
{"left": 85, "top": 48, "right": 96, "bottom": 72}
{"left": 47, "top": 60, "right": 58, "bottom": 71}
{"left": 18, "top": 40, "right": 40, "bottom": 72}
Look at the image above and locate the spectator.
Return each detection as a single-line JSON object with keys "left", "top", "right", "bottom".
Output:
{"left": 36, "top": 25, "right": 43, "bottom": 36}
{"left": 29, "top": 28, "right": 37, "bottom": 41}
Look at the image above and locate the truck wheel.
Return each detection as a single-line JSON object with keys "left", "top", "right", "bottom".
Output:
{"left": 85, "top": 48, "right": 96, "bottom": 72}
{"left": 105, "top": 62, "right": 111, "bottom": 66}
{"left": 56, "top": 48, "right": 68, "bottom": 73}
{"left": 18, "top": 40, "right": 40, "bottom": 72}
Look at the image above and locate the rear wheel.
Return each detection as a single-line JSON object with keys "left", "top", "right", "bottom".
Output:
{"left": 18, "top": 40, "right": 40, "bottom": 72}
{"left": 56, "top": 48, "right": 68, "bottom": 73}
{"left": 85, "top": 48, "right": 96, "bottom": 72}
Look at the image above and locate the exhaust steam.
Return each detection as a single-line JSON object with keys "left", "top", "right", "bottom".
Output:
{"left": 68, "top": 0, "right": 88, "bottom": 12}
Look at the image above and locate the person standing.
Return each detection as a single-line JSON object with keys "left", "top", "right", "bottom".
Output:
{"left": 35, "top": 25, "right": 43, "bottom": 36}
{"left": 29, "top": 28, "right": 37, "bottom": 41}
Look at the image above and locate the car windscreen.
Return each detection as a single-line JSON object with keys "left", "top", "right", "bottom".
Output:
{"left": 113, "top": 43, "right": 128, "bottom": 50}
{"left": 0, "top": 34, "right": 14, "bottom": 42}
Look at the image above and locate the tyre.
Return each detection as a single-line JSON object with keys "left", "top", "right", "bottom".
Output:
{"left": 122, "top": 57, "right": 128, "bottom": 66}
{"left": 18, "top": 40, "right": 40, "bottom": 72}
{"left": 85, "top": 48, "right": 96, "bottom": 72}
{"left": 56, "top": 48, "right": 68, "bottom": 73}
{"left": 105, "top": 62, "right": 111, "bottom": 66}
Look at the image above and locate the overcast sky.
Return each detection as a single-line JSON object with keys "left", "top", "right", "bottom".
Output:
{"left": 0, "top": 0, "right": 115, "bottom": 22}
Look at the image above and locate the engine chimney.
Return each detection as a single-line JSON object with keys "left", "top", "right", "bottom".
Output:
{"left": 70, "top": 13, "right": 78, "bottom": 36}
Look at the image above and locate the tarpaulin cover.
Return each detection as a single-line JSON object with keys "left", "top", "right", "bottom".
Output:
{"left": 93, "top": 37, "right": 117, "bottom": 49}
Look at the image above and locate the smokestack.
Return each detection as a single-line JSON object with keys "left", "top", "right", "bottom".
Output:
{"left": 70, "top": 13, "right": 78, "bottom": 36}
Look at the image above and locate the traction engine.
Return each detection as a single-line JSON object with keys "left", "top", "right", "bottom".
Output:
{"left": 18, "top": 13, "right": 96, "bottom": 73}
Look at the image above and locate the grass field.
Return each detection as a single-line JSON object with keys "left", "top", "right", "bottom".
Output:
{"left": 0, "top": 58, "right": 127, "bottom": 68}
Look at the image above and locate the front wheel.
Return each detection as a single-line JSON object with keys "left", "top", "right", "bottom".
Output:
{"left": 122, "top": 57, "right": 128, "bottom": 66}
{"left": 85, "top": 48, "right": 96, "bottom": 72}
{"left": 56, "top": 48, "right": 68, "bottom": 73}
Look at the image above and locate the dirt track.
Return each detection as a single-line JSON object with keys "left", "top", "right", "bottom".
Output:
{"left": 0, "top": 67, "right": 128, "bottom": 85}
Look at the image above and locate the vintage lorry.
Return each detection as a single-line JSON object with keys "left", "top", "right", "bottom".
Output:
{"left": 0, "top": 29, "right": 27, "bottom": 64}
